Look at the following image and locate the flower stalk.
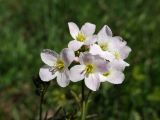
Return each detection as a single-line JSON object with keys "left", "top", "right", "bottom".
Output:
{"left": 39, "top": 92, "right": 44, "bottom": 120}
{"left": 81, "top": 81, "right": 86, "bottom": 120}
{"left": 81, "top": 101, "right": 86, "bottom": 120}
{"left": 81, "top": 81, "right": 91, "bottom": 120}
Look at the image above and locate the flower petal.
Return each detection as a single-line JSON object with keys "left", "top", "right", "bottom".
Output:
{"left": 111, "top": 60, "right": 129, "bottom": 71}
{"left": 89, "top": 44, "right": 113, "bottom": 61}
{"left": 109, "top": 37, "right": 126, "bottom": 51}
{"left": 81, "top": 22, "right": 96, "bottom": 36}
{"left": 119, "top": 45, "right": 131, "bottom": 59}
{"left": 99, "top": 70, "right": 124, "bottom": 84}
{"left": 68, "top": 22, "right": 79, "bottom": 39}
{"left": 56, "top": 69, "right": 70, "bottom": 87}
{"left": 70, "top": 65, "right": 85, "bottom": 82}
{"left": 41, "top": 49, "right": 58, "bottom": 66}
{"left": 84, "top": 35, "right": 97, "bottom": 45}
{"left": 85, "top": 74, "right": 100, "bottom": 91}
{"left": 60, "top": 48, "right": 75, "bottom": 66}
{"left": 89, "top": 44, "right": 103, "bottom": 56}
{"left": 98, "top": 25, "right": 112, "bottom": 38}
{"left": 93, "top": 55, "right": 109, "bottom": 73}
{"left": 68, "top": 40, "right": 83, "bottom": 51}
{"left": 103, "top": 51, "right": 114, "bottom": 61}
{"left": 114, "top": 36, "right": 127, "bottom": 46}
{"left": 79, "top": 52, "right": 94, "bottom": 65}
{"left": 39, "top": 66, "right": 57, "bottom": 81}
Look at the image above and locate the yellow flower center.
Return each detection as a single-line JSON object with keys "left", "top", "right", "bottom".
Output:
{"left": 114, "top": 52, "right": 120, "bottom": 60}
{"left": 100, "top": 43, "right": 108, "bottom": 51}
{"left": 103, "top": 71, "right": 111, "bottom": 77}
{"left": 76, "top": 32, "right": 86, "bottom": 42}
{"left": 56, "top": 59, "right": 65, "bottom": 71}
{"left": 85, "top": 64, "right": 95, "bottom": 75}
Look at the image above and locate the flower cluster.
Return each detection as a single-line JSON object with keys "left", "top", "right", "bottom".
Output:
{"left": 39, "top": 22, "right": 131, "bottom": 91}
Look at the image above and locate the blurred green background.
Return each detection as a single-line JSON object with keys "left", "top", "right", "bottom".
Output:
{"left": 0, "top": 0, "right": 160, "bottom": 119}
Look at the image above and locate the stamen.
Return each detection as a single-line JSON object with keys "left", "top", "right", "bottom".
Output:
{"left": 114, "top": 52, "right": 120, "bottom": 59}
{"left": 80, "top": 70, "right": 85, "bottom": 74}
{"left": 49, "top": 67, "right": 57, "bottom": 75}
{"left": 56, "top": 59, "right": 65, "bottom": 71}
{"left": 76, "top": 32, "right": 86, "bottom": 42}
{"left": 103, "top": 71, "right": 110, "bottom": 77}
{"left": 100, "top": 43, "right": 108, "bottom": 51}
{"left": 85, "top": 64, "right": 95, "bottom": 76}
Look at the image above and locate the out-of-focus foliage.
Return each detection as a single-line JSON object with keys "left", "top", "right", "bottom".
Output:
{"left": 0, "top": 0, "right": 160, "bottom": 119}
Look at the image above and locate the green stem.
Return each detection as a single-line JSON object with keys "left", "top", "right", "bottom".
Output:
{"left": 81, "top": 101, "right": 86, "bottom": 120}
{"left": 39, "top": 93, "right": 44, "bottom": 120}
{"left": 81, "top": 81, "right": 85, "bottom": 103}
{"left": 81, "top": 81, "right": 87, "bottom": 120}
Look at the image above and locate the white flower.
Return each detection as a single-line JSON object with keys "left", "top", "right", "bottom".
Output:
{"left": 89, "top": 25, "right": 114, "bottom": 61}
{"left": 39, "top": 48, "right": 75, "bottom": 87}
{"left": 99, "top": 62, "right": 125, "bottom": 84}
{"left": 70, "top": 52, "right": 108, "bottom": 91}
{"left": 108, "top": 37, "right": 131, "bottom": 70}
{"left": 68, "top": 22, "right": 96, "bottom": 51}
{"left": 90, "top": 25, "right": 131, "bottom": 70}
